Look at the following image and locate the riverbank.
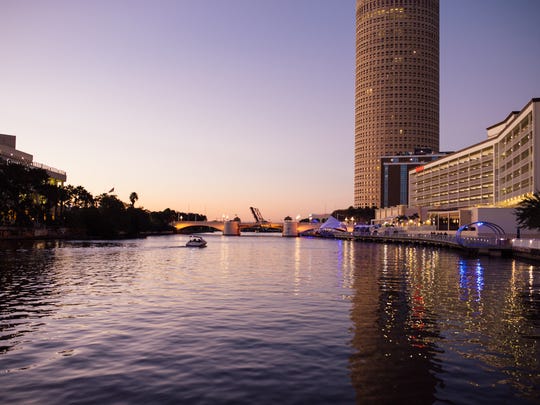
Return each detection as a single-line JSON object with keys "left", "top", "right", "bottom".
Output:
{"left": 511, "top": 238, "right": 540, "bottom": 262}
{"left": 2, "top": 225, "right": 539, "bottom": 264}
{"left": 0, "top": 226, "right": 175, "bottom": 240}
{"left": 327, "top": 231, "right": 540, "bottom": 263}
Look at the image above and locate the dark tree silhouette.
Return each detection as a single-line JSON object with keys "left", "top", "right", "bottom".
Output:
{"left": 0, "top": 163, "right": 49, "bottom": 225}
{"left": 129, "top": 192, "right": 138, "bottom": 208}
{"left": 332, "top": 206, "right": 376, "bottom": 224}
{"left": 67, "top": 185, "right": 95, "bottom": 208}
{"left": 0, "top": 161, "right": 206, "bottom": 238}
{"left": 515, "top": 192, "right": 540, "bottom": 230}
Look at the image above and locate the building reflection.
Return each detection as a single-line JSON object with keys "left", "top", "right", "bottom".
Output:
{"left": 347, "top": 243, "right": 441, "bottom": 404}
{"left": 459, "top": 258, "right": 484, "bottom": 303}
{"left": 347, "top": 242, "right": 540, "bottom": 403}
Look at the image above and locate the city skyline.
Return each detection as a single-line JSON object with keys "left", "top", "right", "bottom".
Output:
{"left": 1, "top": 0, "right": 540, "bottom": 221}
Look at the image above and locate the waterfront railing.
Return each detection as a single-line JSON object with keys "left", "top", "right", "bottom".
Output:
{"left": 512, "top": 238, "right": 540, "bottom": 250}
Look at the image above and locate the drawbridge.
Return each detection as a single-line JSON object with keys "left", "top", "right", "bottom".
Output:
{"left": 250, "top": 207, "right": 267, "bottom": 223}
{"left": 245, "top": 207, "right": 279, "bottom": 232}
{"left": 171, "top": 207, "right": 321, "bottom": 236}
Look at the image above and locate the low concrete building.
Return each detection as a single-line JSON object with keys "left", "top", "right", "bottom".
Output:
{"left": 0, "top": 134, "right": 66, "bottom": 184}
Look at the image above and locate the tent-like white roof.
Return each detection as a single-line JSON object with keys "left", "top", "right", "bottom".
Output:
{"left": 319, "top": 216, "right": 347, "bottom": 232}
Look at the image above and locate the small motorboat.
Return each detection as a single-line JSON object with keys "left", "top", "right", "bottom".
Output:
{"left": 186, "top": 235, "right": 207, "bottom": 248}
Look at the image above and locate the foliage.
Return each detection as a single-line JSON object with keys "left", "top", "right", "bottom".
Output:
{"left": 515, "top": 192, "right": 540, "bottom": 230}
{"left": 331, "top": 206, "right": 376, "bottom": 224}
{"left": 0, "top": 163, "right": 50, "bottom": 225}
{"left": 0, "top": 161, "right": 206, "bottom": 238}
{"left": 129, "top": 192, "right": 138, "bottom": 207}
{"left": 67, "top": 185, "right": 94, "bottom": 208}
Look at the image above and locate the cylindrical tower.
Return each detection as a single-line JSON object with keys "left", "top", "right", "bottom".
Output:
{"left": 354, "top": 0, "right": 439, "bottom": 208}
{"left": 282, "top": 220, "right": 299, "bottom": 237}
{"left": 223, "top": 220, "right": 240, "bottom": 236}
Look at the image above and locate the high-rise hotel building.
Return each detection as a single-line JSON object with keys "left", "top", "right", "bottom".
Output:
{"left": 354, "top": 0, "right": 440, "bottom": 207}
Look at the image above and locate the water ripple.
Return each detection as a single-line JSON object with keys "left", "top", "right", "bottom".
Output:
{"left": 0, "top": 235, "right": 538, "bottom": 404}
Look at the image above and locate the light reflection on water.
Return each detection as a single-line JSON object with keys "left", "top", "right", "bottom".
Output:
{"left": 0, "top": 234, "right": 538, "bottom": 404}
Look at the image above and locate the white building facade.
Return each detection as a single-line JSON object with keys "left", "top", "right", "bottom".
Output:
{"left": 408, "top": 98, "right": 539, "bottom": 235}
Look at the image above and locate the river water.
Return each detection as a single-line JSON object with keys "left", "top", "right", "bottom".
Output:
{"left": 0, "top": 234, "right": 538, "bottom": 404}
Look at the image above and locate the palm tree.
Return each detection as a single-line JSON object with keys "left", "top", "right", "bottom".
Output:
{"left": 70, "top": 185, "right": 94, "bottom": 208}
{"left": 515, "top": 192, "right": 540, "bottom": 230}
{"left": 129, "top": 192, "right": 139, "bottom": 208}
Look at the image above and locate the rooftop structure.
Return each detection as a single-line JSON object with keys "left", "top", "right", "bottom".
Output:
{"left": 0, "top": 134, "right": 67, "bottom": 183}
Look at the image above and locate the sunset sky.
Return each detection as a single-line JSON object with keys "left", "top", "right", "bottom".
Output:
{"left": 2, "top": 0, "right": 539, "bottom": 222}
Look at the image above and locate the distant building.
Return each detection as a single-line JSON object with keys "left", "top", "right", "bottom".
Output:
{"left": 381, "top": 148, "right": 448, "bottom": 208}
{"left": 354, "top": 0, "right": 440, "bottom": 208}
{"left": 0, "top": 134, "right": 66, "bottom": 184}
{"left": 408, "top": 98, "right": 539, "bottom": 234}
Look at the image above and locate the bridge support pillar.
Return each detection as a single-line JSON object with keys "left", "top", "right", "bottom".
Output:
{"left": 282, "top": 221, "right": 298, "bottom": 237}
{"left": 223, "top": 221, "right": 240, "bottom": 236}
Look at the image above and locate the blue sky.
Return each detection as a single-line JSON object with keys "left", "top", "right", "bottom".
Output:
{"left": 1, "top": 0, "right": 539, "bottom": 221}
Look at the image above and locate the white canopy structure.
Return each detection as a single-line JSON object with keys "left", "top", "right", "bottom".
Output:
{"left": 318, "top": 216, "right": 348, "bottom": 233}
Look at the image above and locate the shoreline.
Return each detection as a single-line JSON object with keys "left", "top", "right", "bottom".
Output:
{"left": 0, "top": 226, "right": 175, "bottom": 241}
{"left": 2, "top": 226, "right": 539, "bottom": 264}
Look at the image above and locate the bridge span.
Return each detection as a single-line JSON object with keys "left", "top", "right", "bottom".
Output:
{"left": 172, "top": 220, "right": 320, "bottom": 236}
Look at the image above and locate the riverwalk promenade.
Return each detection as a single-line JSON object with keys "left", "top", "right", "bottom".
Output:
{"left": 335, "top": 231, "right": 540, "bottom": 263}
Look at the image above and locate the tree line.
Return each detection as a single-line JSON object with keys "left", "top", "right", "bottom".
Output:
{"left": 331, "top": 206, "right": 375, "bottom": 224}
{"left": 0, "top": 162, "right": 206, "bottom": 238}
